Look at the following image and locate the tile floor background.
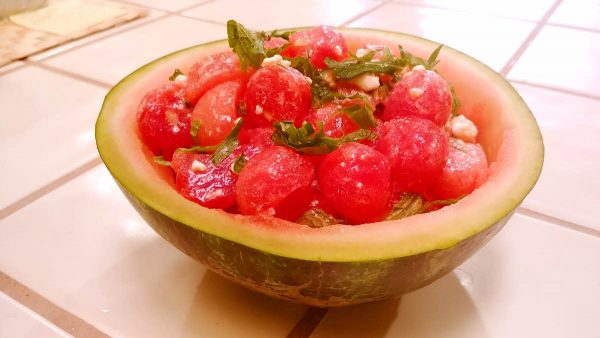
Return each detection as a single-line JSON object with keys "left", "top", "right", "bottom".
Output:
{"left": 1, "top": 0, "right": 599, "bottom": 337}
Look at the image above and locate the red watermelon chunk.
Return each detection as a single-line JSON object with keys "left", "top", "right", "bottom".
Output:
{"left": 318, "top": 143, "right": 391, "bottom": 224}
{"left": 235, "top": 146, "right": 315, "bottom": 221}
{"left": 375, "top": 117, "right": 449, "bottom": 196}
{"left": 428, "top": 138, "right": 489, "bottom": 200}
{"left": 383, "top": 67, "right": 452, "bottom": 127}
{"left": 137, "top": 83, "right": 194, "bottom": 160}
{"left": 243, "top": 65, "right": 311, "bottom": 127}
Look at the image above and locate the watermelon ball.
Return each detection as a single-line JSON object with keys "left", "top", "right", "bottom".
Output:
{"left": 383, "top": 66, "right": 452, "bottom": 127}
{"left": 184, "top": 52, "right": 248, "bottom": 105}
{"left": 318, "top": 143, "right": 391, "bottom": 224}
{"left": 307, "top": 25, "right": 348, "bottom": 69}
{"left": 281, "top": 30, "right": 311, "bottom": 58}
{"left": 429, "top": 138, "right": 489, "bottom": 200}
{"left": 375, "top": 117, "right": 449, "bottom": 195}
{"left": 306, "top": 103, "right": 359, "bottom": 138}
{"left": 237, "top": 126, "right": 276, "bottom": 161}
{"left": 171, "top": 150, "right": 239, "bottom": 209}
{"left": 243, "top": 65, "right": 311, "bottom": 127}
{"left": 235, "top": 146, "right": 315, "bottom": 221}
{"left": 137, "top": 83, "right": 194, "bottom": 160}
{"left": 191, "top": 79, "right": 245, "bottom": 146}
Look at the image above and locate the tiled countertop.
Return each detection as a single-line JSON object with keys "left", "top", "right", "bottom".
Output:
{"left": 1, "top": 0, "right": 599, "bottom": 337}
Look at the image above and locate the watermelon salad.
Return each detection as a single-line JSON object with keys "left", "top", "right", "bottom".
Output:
{"left": 136, "top": 20, "right": 489, "bottom": 226}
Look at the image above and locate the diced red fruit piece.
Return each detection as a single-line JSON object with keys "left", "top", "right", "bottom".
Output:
{"left": 375, "top": 117, "right": 449, "bottom": 195}
{"left": 306, "top": 103, "right": 359, "bottom": 138}
{"left": 137, "top": 83, "right": 194, "bottom": 160}
{"left": 383, "top": 68, "right": 452, "bottom": 127}
{"left": 184, "top": 52, "right": 247, "bottom": 105}
{"left": 235, "top": 146, "right": 315, "bottom": 221}
{"left": 171, "top": 151, "right": 238, "bottom": 209}
{"left": 192, "top": 80, "right": 245, "bottom": 146}
{"left": 243, "top": 65, "right": 311, "bottom": 127}
{"left": 281, "top": 26, "right": 348, "bottom": 69}
{"left": 281, "top": 31, "right": 311, "bottom": 58}
{"left": 428, "top": 138, "right": 489, "bottom": 200}
{"left": 264, "top": 37, "right": 288, "bottom": 50}
{"left": 318, "top": 143, "right": 391, "bottom": 224}
{"left": 308, "top": 25, "right": 349, "bottom": 69}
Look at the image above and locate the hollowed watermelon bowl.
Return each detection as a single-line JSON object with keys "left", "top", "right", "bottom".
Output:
{"left": 95, "top": 28, "right": 544, "bottom": 307}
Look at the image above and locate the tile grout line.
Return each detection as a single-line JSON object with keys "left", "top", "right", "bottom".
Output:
{"left": 0, "top": 271, "right": 110, "bottom": 338}
{"left": 287, "top": 307, "right": 329, "bottom": 338}
{"left": 510, "top": 79, "right": 600, "bottom": 101}
{"left": 499, "top": 0, "right": 564, "bottom": 76}
{"left": 339, "top": 1, "right": 388, "bottom": 27}
{"left": 516, "top": 207, "right": 600, "bottom": 239}
{"left": 0, "top": 157, "right": 102, "bottom": 222}
{"left": 28, "top": 62, "right": 114, "bottom": 89}
{"left": 546, "top": 21, "right": 600, "bottom": 35}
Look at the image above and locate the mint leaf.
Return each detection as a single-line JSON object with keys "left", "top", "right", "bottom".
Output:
{"left": 266, "top": 29, "right": 295, "bottom": 40}
{"left": 176, "top": 145, "right": 218, "bottom": 154}
{"left": 272, "top": 121, "right": 376, "bottom": 155}
{"left": 153, "top": 155, "right": 172, "bottom": 167}
{"left": 449, "top": 84, "right": 461, "bottom": 117}
{"left": 231, "top": 152, "right": 247, "bottom": 174}
{"left": 324, "top": 56, "right": 403, "bottom": 80}
{"left": 168, "top": 68, "right": 184, "bottom": 81}
{"left": 227, "top": 20, "right": 265, "bottom": 70}
{"left": 190, "top": 120, "right": 201, "bottom": 144}
{"left": 297, "top": 208, "right": 341, "bottom": 228}
{"left": 386, "top": 193, "right": 425, "bottom": 220}
{"left": 210, "top": 118, "right": 243, "bottom": 165}
{"left": 340, "top": 101, "right": 378, "bottom": 129}
{"left": 398, "top": 44, "right": 443, "bottom": 70}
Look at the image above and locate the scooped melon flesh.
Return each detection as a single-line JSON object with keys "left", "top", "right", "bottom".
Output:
{"left": 96, "top": 28, "right": 543, "bottom": 306}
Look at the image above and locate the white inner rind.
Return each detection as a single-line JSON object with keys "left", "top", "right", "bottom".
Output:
{"left": 96, "top": 29, "right": 544, "bottom": 262}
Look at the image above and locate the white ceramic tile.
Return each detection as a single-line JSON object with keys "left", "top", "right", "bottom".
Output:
{"left": 121, "top": 0, "right": 209, "bottom": 12}
{"left": 513, "top": 83, "right": 600, "bottom": 230}
{"left": 182, "top": 0, "right": 383, "bottom": 30}
{"left": 550, "top": 0, "right": 600, "bottom": 32}
{"left": 392, "top": 0, "right": 555, "bottom": 21}
{"left": 0, "top": 292, "right": 72, "bottom": 338}
{"left": 312, "top": 214, "right": 600, "bottom": 338}
{"left": 348, "top": 3, "right": 536, "bottom": 71}
{"left": 0, "top": 66, "right": 106, "bottom": 210}
{"left": 42, "top": 16, "right": 226, "bottom": 85}
{"left": 28, "top": 9, "right": 166, "bottom": 61}
{"left": 508, "top": 26, "right": 600, "bottom": 98}
{"left": 0, "top": 165, "right": 307, "bottom": 338}
{"left": 0, "top": 61, "right": 26, "bottom": 75}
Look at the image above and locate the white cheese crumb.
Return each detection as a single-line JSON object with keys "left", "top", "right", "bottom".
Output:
{"left": 413, "top": 65, "right": 426, "bottom": 72}
{"left": 192, "top": 160, "right": 207, "bottom": 172}
{"left": 261, "top": 54, "right": 291, "bottom": 67}
{"left": 350, "top": 73, "right": 380, "bottom": 92}
{"left": 322, "top": 70, "right": 336, "bottom": 87}
{"left": 334, "top": 45, "right": 343, "bottom": 56}
{"left": 340, "top": 161, "right": 346, "bottom": 168}
{"left": 266, "top": 207, "right": 276, "bottom": 215}
{"left": 409, "top": 87, "right": 424, "bottom": 98}
{"left": 446, "top": 115, "right": 478, "bottom": 143}
{"left": 355, "top": 48, "right": 369, "bottom": 58}
{"left": 305, "top": 76, "right": 313, "bottom": 84}
{"left": 255, "top": 105, "right": 263, "bottom": 115}
{"left": 174, "top": 74, "right": 187, "bottom": 84}
{"left": 205, "top": 188, "right": 224, "bottom": 200}
{"left": 356, "top": 182, "right": 364, "bottom": 189}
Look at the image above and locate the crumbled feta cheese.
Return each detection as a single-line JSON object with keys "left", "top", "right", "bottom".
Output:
{"left": 174, "top": 74, "right": 188, "bottom": 84}
{"left": 205, "top": 189, "right": 224, "bottom": 200}
{"left": 305, "top": 76, "right": 313, "bottom": 84}
{"left": 340, "top": 161, "right": 346, "bottom": 168}
{"left": 192, "top": 160, "right": 207, "bottom": 172}
{"left": 334, "top": 45, "right": 343, "bottom": 56}
{"left": 356, "top": 182, "right": 364, "bottom": 189}
{"left": 322, "top": 70, "right": 336, "bottom": 87}
{"left": 413, "top": 65, "right": 426, "bottom": 72}
{"left": 266, "top": 207, "right": 276, "bottom": 215}
{"left": 261, "top": 54, "right": 291, "bottom": 67}
{"left": 355, "top": 48, "right": 369, "bottom": 58}
{"left": 350, "top": 73, "right": 380, "bottom": 92}
{"left": 255, "top": 105, "right": 263, "bottom": 115}
{"left": 409, "top": 87, "right": 424, "bottom": 98}
{"left": 446, "top": 115, "right": 478, "bottom": 142}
